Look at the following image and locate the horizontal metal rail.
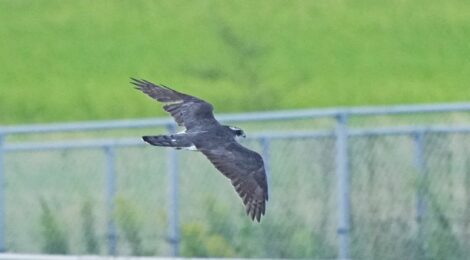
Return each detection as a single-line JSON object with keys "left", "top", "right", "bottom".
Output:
{"left": 0, "top": 253, "right": 304, "bottom": 260}
{"left": 4, "top": 125, "right": 470, "bottom": 153}
{"left": 3, "top": 138, "right": 144, "bottom": 152}
{"left": 349, "top": 124, "right": 470, "bottom": 137}
{"left": 0, "top": 118, "right": 174, "bottom": 135}
{"left": 1, "top": 102, "right": 470, "bottom": 135}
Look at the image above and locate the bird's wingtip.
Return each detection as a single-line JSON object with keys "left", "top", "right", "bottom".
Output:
{"left": 130, "top": 77, "right": 141, "bottom": 86}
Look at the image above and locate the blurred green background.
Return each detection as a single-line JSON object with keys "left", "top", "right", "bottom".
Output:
{"left": 1, "top": 0, "right": 469, "bottom": 124}
{"left": 2, "top": 1, "right": 470, "bottom": 258}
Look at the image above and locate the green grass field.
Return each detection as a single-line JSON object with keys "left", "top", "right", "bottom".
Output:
{"left": 1, "top": 0, "right": 469, "bottom": 124}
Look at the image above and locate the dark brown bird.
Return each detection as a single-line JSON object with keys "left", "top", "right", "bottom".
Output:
{"left": 132, "top": 78, "right": 268, "bottom": 222}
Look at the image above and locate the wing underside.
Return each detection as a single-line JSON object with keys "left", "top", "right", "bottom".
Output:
{"left": 200, "top": 142, "right": 269, "bottom": 222}
{"left": 131, "top": 78, "right": 218, "bottom": 129}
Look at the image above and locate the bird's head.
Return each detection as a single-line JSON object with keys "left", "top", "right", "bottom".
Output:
{"left": 228, "top": 126, "right": 246, "bottom": 139}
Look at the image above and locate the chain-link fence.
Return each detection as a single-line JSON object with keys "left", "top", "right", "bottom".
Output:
{"left": 1, "top": 103, "right": 470, "bottom": 259}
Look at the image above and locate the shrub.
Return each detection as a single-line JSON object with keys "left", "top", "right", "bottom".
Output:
{"left": 115, "top": 197, "right": 151, "bottom": 256}
{"left": 180, "top": 222, "right": 235, "bottom": 257}
{"left": 39, "top": 199, "right": 69, "bottom": 254}
{"left": 81, "top": 200, "right": 100, "bottom": 254}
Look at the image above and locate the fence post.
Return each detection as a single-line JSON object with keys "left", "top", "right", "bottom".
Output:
{"left": 0, "top": 133, "right": 5, "bottom": 252}
{"left": 413, "top": 131, "right": 427, "bottom": 259}
{"left": 335, "top": 112, "right": 351, "bottom": 260}
{"left": 260, "top": 137, "right": 271, "bottom": 191}
{"left": 104, "top": 146, "right": 117, "bottom": 256}
{"left": 166, "top": 124, "right": 180, "bottom": 256}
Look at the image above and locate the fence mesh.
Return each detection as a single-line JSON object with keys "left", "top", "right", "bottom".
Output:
{"left": 2, "top": 109, "right": 470, "bottom": 259}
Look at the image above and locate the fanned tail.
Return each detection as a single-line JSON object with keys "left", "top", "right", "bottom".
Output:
{"left": 142, "top": 135, "right": 193, "bottom": 149}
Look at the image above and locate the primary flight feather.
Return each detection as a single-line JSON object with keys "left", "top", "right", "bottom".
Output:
{"left": 132, "top": 78, "right": 268, "bottom": 222}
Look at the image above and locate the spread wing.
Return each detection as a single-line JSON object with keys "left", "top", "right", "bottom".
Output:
{"left": 199, "top": 142, "right": 269, "bottom": 222}
{"left": 131, "top": 78, "right": 219, "bottom": 130}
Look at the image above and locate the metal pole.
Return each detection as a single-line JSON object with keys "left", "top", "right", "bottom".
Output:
{"left": 0, "top": 134, "right": 5, "bottom": 252}
{"left": 260, "top": 137, "right": 271, "bottom": 193}
{"left": 414, "top": 131, "right": 427, "bottom": 259}
{"left": 166, "top": 124, "right": 180, "bottom": 256}
{"left": 335, "top": 113, "right": 351, "bottom": 260}
{"left": 105, "top": 146, "right": 117, "bottom": 256}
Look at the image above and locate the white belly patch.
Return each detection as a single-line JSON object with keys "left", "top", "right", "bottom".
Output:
{"left": 183, "top": 145, "right": 198, "bottom": 151}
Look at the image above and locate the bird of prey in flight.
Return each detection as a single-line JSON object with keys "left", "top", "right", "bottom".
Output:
{"left": 131, "top": 78, "right": 268, "bottom": 222}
